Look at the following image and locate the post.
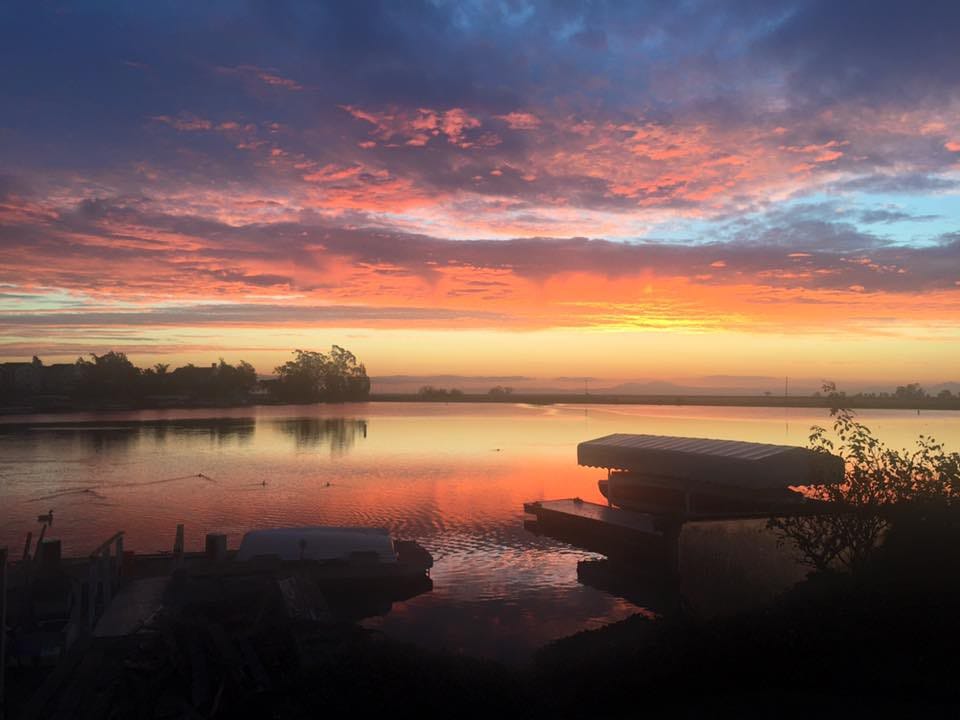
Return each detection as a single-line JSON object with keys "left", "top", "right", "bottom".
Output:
{"left": 205, "top": 533, "right": 227, "bottom": 562}
{"left": 115, "top": 534, "right": 123, "bottom": 580}
{"left": 100, "top": 550, "right": 111, "bottom": 605}
{"left": 87, "top": 557, "right": 97, "bottom": 629}
{"left": 661, "top": 519, "right": 682, "bottom": 578}
{"left": 174, "top": 524, "right": 185, "bottom": 569}
{"left": 21, "top": 531, "right": 32, "bottom": 562}
{"left": 1, "top": 547, "right": 8, "bottom": 720}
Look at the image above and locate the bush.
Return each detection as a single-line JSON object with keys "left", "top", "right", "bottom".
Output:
{"left": 769, "top": 382, "right": 960, "bottom": 574}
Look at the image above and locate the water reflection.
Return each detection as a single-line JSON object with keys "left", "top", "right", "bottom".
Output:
{"left": 274, "top": 417, "right": 367, "bottom": 453}
{"left": 1, "top": 402, "right": 958, "bottom": 661}
{"left": 0, "top": 417, "right": 257, "bottom": 452}
{"left": 141, "top": 418, "right": 256, "bottom": 446}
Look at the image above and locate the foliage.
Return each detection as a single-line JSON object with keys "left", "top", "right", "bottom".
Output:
{"left": 769, "top": 382, "right": 960, "bottom": 574}
{"left": 894, "top": 382, "right": 927, "bottom": 400}
{"left": 488, "top": 385, "right": 513, "bottom": 397}
{"left": 273, "top": 346, "right": 370, "bottom": 402}
{"left": 74, "top": 351, "right": 141, "bottom": 399}
{"left": 417, "top": 386, "right": 463, "bottom": 400}
{"left": 1, "top": 352, "right": 259, "bottom": 406}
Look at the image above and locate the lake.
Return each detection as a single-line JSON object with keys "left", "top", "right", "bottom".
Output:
{"left": 2, "top": 402, "right": 958, "bottom": 663}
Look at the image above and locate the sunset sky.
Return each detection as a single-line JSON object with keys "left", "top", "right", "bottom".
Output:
{"left": 1, "top": 1, "right": 958, "bottom": 389}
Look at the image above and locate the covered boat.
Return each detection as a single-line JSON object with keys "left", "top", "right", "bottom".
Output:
{"left": 579, "top": 433, "right": 844, "bottom": 518}
{"left": 233, "top": 525, "right": 432, "bottom": 593}
{"left": 236, "top": 526, "right": 399, "bottom": 563}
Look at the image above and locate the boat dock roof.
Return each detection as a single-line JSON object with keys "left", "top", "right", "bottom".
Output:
{"left": 577, "top": 433, "right": 844, "bottom": 489}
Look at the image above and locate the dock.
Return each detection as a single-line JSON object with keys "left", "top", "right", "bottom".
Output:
{"left": 524, "top": 433, "right": 848, "bottom": 575}
{"left": 523, "top": 499, "right": 679, "bottom": 571}
{"left": 2, "top": 522, "right": 434, "bottom": 719}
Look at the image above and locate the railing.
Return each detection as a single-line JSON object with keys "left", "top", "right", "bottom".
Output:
{"left": 83, "top": 532, "right": 124, "bottom": 630}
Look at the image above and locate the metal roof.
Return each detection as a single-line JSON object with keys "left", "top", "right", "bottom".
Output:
{"left": 577, "top": 433, "right": 844, "bottom": 489}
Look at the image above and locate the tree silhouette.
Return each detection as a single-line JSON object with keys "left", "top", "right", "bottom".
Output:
{"left": 273, "top": 347, "right": 370, "bottom": 402}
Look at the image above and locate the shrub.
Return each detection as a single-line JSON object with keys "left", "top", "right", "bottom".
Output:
{"left": 769, "top": 382, "right": 960, "bottom": 574}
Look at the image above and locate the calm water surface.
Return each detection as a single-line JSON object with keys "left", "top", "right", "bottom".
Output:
{"left": 2, "top": 403, "right": 958, "bottom": 662}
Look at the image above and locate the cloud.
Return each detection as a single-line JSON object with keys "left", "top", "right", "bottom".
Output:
{"left": 216, "top": 65, "right": 303, "bottom": 91}
{"left": 0, "top": 303, "right": 505, "bottom": 328}
{"left": 2, "top": 196, "right": 958, "bottom": 304}
{"left": 2, "top": 0, "right": 960, "bottom": 348}
{"left": 149, "top": 113, "right": 213, "bottom": 131}
{"left": 495, "top": 112, "right": 541, "bottom": 130}
{"left": 858, "top": 209, "right": 939, "bottom": 224}
{"left": 341, "top": 105, "right": 491, "bottom": 149}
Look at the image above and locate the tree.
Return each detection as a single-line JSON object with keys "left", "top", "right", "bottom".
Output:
{"left": 417, "top": 385, "right": 447, "bottom": 400}
{"left": 769, "top": 382, "right": 960, "bottom": 575}
{"left": 75, "top": 350, "right": 141, "bottom": 401}
{"left": 273, "top": 347, "right": 370, "bottom": 403}
{"left": 894, "top": 383, "right": 926, "bottom": 401}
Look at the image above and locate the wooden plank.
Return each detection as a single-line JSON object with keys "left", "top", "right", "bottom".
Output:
{"left": 524, "top": 499, "right": 657, "bottom": 533}
{"left": 524, "top": 498, "right": 672, "bottom": 566}
{"left": 94, "top": 577, "right": 168, "bottom": 638}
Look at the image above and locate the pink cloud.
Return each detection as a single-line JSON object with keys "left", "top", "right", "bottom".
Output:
{"left": 341, "top": 105, "right": 486, "bottom": 149}
{"left": 495, "top": 111, "right": 541, "bottom": 130}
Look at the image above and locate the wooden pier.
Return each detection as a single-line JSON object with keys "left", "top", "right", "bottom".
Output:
{"left": 523, "top": 499, "right": 680, "bottom": 572}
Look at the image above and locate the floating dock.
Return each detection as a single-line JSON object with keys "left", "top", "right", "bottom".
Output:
{"left": 525, "top": 433, "right": 847, "bottom": 572}
{"left": 523, "top": 499, "right": 679, "bottom": 571}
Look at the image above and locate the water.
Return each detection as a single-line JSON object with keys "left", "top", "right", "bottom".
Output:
{"left": 1, "top": 402, "right": 958, "bottom": 662}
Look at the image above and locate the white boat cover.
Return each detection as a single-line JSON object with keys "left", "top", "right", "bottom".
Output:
{"left": 236, "top": 526, "right": 398, "bottom": 563}
{"left": 578, "top": 433, "right": 844, "bottom": 489}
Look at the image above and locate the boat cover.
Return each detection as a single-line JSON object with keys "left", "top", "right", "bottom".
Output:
{"left": 236, "top": 526, "right": 398, "bottom": 563}
{"left": 578, "top": 433, "right": 844, "bottom": 489}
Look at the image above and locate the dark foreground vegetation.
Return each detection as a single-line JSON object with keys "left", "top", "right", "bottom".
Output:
{"left": 0, "top": 347, "right": 370, "bottom": 412}
{"left": 11, "top": 533, "right": 959, "bottom": 718}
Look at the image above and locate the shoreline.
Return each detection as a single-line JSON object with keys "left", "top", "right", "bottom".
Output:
{"left": 0, "top": 392, "right": 958, "bottom": 419}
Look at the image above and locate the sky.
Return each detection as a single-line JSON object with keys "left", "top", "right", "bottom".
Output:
{"left": 1, "top": 1, "right": 958, "bottom": 388}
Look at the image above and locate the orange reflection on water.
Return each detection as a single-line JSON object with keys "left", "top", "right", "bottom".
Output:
{"left": 2, "top": 403, "right": 959, "bottom": 660}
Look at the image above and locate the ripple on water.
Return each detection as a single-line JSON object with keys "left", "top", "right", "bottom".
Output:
{"left": 5, "top": 404, "right": 955, "bottom": 658}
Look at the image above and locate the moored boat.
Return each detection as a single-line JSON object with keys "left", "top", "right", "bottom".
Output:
{"left": 579, "top": 433, "right": 845, "bottom": 518}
